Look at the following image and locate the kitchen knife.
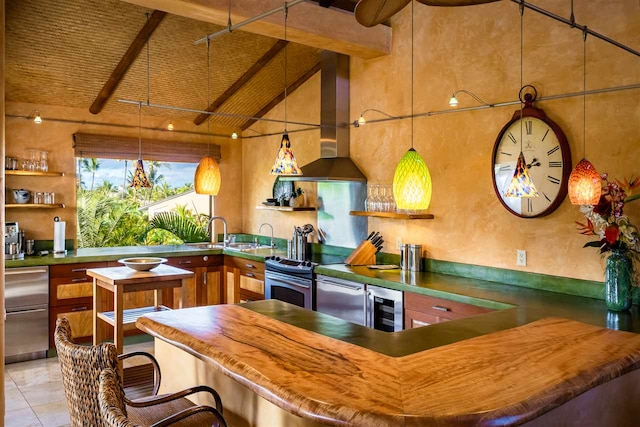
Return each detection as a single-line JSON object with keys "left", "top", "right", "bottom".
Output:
{"left": 366, "top": 231, "right": 375, "bottom": 241}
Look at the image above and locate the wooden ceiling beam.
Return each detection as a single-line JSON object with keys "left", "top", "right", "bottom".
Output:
{"left": 193, "top": 39, "right": 289, "bottom": 126}
{"left": 240, "top": 62, "right": 321, "bottom": 131}
{"left": 89, "top": 10, "right": 167, "bottom": 114}
{"left": 120, "top": 0, "right": 390, "bottom": 59}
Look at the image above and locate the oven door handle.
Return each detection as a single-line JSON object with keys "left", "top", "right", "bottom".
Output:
{"left": 265, "top": 272, "right": 312, "bottom": 289}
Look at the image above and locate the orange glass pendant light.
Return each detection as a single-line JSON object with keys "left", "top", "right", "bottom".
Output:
{"left": 568, "top": 31, "right": 601, "bottom": 205}
{"left": 195, "top": 155, "right": 221, "bottom": 195}
{"left": 270, "top": 132, "right": 302, "bottom": 175}
{"left": 568, "top": 159, "right": 601, "bottom": 205}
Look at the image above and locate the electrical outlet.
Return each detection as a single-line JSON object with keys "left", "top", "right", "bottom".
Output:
{"left": 517, "top": 250, "right": 527, "bottom": 266}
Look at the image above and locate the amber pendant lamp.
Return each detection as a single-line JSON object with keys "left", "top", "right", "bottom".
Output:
{"left": 504, "top": 2, "right": 538, "bottom": 199}
{"left": 270, "top": 3, "right": 302, "bottom": 176}
{"left": 568, "top": 30, "right": 601, "bottom": 205}
{"left": 393, "top": 1, "right": 432, "bottom": 211}
{"left": 130, "top": 102, "right": 151, "bottom": 189}
{"left": 194, "top": 39, "right": 222, "bottom": 195}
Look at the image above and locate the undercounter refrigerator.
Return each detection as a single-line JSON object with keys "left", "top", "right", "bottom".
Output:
{"left": 5, "top": 266, "right": 50, "bottom": 363}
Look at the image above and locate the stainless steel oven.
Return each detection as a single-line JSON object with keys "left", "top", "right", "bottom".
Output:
{"left": 264, "top": 257, "right": 315, "bottom": 310}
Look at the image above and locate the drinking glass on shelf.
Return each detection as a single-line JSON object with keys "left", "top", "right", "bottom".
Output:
{"left": 380, "top": 185, "right": 389, "bottom": 212}
{"left": 371, "top": 184, "right": 381, "bottom": 212}
{"left": 364, "top": 185, "right": 371, "bottom": 211}
{"left": 39, "top": 151, "right": 49, "bottom": 172}
{"left": 389, "top": 185, "right": 396, "bottom": 213}
{"left": 34, "top": 192, "right": 44, "bottom": 204}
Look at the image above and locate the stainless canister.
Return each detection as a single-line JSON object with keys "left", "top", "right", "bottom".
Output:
{"left": 296, "top": 235, "right": 308, "bottom": 261}
{"left": 401, "top": 244, "right": 423, "bottom": 271}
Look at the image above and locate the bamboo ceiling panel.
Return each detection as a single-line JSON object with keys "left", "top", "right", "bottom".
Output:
{"left": 5, "top": 0, "right": 323, "bottom": 125}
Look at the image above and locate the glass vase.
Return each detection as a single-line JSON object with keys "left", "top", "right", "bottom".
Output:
{"left": 605, "top": 249, "right": 632, "bottom": 311}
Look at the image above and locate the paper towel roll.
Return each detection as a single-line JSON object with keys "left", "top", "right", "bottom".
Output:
{"left": 54, "top": 221, "right": 66, "bottom": 253}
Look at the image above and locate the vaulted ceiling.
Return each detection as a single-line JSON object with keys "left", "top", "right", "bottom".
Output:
{"left": 5, "top": 0, "right": 360, "bottom": 130}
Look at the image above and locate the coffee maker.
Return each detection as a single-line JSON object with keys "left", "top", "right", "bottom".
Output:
{"left": 5, "top": 222, "right": 25, "bottom": 260}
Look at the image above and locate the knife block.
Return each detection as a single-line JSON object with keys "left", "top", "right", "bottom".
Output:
{"left": 345, "top": 240, "right": 377, "bottom": 266}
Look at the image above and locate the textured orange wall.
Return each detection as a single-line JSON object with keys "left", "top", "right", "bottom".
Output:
{"left": 244, "top": 0, "right": 639, "bottom": 282}
{"left": 5, "top": 101, "right": 242, "bottom": 242}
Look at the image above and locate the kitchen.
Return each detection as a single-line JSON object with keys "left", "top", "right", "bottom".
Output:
{"left": 2, "top": 0, "right": 640, "bottom": 425}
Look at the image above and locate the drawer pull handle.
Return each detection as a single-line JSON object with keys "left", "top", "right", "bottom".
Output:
{"left": 245, "top": 264, "right": 255, "bottom": 269}
{"left": 71, "top": 268, "right": 88, "bottom": 273}
{"left": 432, "top": 305, "right": 451, "bottom": 312}
{"left": 245, "top": 273, "right": 255, "bottom": 278}
{"left": 71, "top": 277, "right": 88, "bottom": 283}
{"left": 72, "top": 306, "right": 89, "bottom": 312}
{"left": 179, "top": 260, "right": 192, "bottom": 265}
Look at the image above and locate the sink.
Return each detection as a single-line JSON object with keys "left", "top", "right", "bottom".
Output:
{"left": 185, "top": 242, "right": 274, "bottom": 252}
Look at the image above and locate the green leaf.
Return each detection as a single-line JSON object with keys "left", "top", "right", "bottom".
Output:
{"left": 583, "top": 241, "right": 603, "bottom": 248}
{"left": 148, "top": 212, "right": 209, "bottom": 243}
{"left": 625, "top": 193, "right": 640, "bottom": 203}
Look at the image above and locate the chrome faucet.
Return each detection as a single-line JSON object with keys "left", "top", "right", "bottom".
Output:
{"left": 208, "top": 216, "right": 228, "bottom": 246}
{"left": 258, "top": 223, "right": 275, "bottom": 248}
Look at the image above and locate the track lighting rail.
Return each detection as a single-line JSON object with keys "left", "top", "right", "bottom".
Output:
{"left": 511, "top": 0, "right": 639, "bottom": 58}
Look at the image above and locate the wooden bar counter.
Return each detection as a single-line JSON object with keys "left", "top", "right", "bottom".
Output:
{"left": 136, "top": 301, "right": 640, "bottom": 427}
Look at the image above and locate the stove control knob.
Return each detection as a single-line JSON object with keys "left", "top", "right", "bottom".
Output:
{"left": 275, "top": 256, "right": 281, "bottom": 261}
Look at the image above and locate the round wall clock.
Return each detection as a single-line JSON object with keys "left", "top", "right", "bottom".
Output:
{"left": 491, "top": 86, "right": 572, "bottom": 218}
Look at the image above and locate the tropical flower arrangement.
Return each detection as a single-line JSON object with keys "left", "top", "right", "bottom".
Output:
{"left": 576, "top": 174, "right": 640, "bottom": 256}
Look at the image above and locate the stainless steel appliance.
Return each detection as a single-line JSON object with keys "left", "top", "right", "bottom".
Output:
{"left": 316, "top": 275, "right": 366, "bottom": 326}
{"left": 368, "top": 285, "right": 403, "bottom": 332}
{"left": 400, "top": 244, "right": 422, "bottom": 271}
{"left": 316, "top": 277, "right": 403, "bottom": 331}
{"left": 5, "top": 222, "right": 25, "bottom": 260}
{"left": 264, "top": 257, "right": 315, "bottom": 310}
{"left": 5, "top": 266, "right": 50, "bottom": 363}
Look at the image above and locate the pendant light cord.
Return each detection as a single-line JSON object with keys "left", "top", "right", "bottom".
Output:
{"left": 146, "top": 12, "right": 150, "bottom": 107}
{"left": 207, "top": 38, "right": 211, "bottom": 155}
{"left": 138, "top": 102, "right": 142, "bottom": 160}
{"left": 583, "top": 28, "right": 587, "bottom": 158}
{"left": 519, "top": 1, "right": 524, "bottom": 153}
{"left": 410, "top": 0, "right": 414, "bottom": 149}
{"left": 283, "top": 2, "right": 288, "bottom": 133}
{"left": 228, "top": 0, "right": 232, "bottom": 31}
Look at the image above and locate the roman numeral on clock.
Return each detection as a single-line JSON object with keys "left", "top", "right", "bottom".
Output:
{"left": 542, "top": 129, "right": 550, "bottom": 141}
{"left": 527, "top": 199, "right": 533, "bottom": 212}
{"left": 498, "top": 165, "right": 512, "bottom": 172}
{"left": 500, "top": 151, "right": 512, "bottom": 156}
{"left": 549, "top": 161, "right": 562, "bottom": 168}
{"left": 543, "top": 192, "right": 551, "bottom": 202}
{"left": 547, "top": 176, "right": 561, "bottom": 185}
{"left": 547, "top": 146, "right": 560, "bottom": 156}
{"left": 508, "top": 133, "right": 517, "bottom": 144}
{"left": 525, "top": 120, "right": 533, "bottom": 135}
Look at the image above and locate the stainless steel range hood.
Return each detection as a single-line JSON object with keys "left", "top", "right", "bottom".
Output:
{"left": 284, "top": 51, "right": 366, "bottom": 182}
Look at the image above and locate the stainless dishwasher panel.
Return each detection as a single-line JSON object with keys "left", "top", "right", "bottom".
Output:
{"left": 5, "top": 266, "right": 50, "bottom": 363}
{"left": 367, "top": 285, "right": 403, "bottom": 332}
{"left": 316, "top": 275, "right": 366, "bottom": 326}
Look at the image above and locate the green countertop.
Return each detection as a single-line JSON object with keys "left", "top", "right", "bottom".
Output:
{"left": 7, "top": 244, "right": 637, "bottom": 348}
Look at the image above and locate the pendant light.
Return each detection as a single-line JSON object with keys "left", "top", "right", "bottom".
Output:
{"left": 568, "top": 30, "right": 601, "bottom": 205}
{"left": 393, "top": 1, "right": 432, "bottom": 212}
{"left": 270, "top": 2, "right": 302, "bottom": 176}
{"left": 194, "top": 38, "right": 222, "bottom": 195}
{"left": 130, "top": 102, "right": 151, "bottom": 188}
{"left": 504, "top": 2, "right": 538, "bottom": 198}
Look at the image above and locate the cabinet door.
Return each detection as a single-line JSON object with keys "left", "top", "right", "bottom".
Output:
{"left": 404, "top": 309, "right": 451, "bottom": 329}
{"left": 225, "top": 268, "right": 237, "bottom": 304}
{"left": 200, "top": 267, "right": 222, "bottom": 306}
{"left": 50, "top": 262, "right": 107, "bottom": 306}
{"left": 50, "top": 304, "right": 93, "bottom": 347}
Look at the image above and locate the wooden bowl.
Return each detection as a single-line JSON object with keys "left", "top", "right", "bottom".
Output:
{"left": 118, "top": 257, "right": 167, "bottom": 271}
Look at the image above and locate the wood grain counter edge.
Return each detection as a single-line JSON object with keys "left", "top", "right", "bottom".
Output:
{"left": 136, "top": 305, "right": 640, "bottom": 427}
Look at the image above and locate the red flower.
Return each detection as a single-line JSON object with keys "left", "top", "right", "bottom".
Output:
{"left": 604, "top": 224, "right": 620, "bottom": 245}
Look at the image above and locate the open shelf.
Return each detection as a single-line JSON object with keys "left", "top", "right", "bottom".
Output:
{"left": 256, "top": 205, "right": 317, "bottom": 212}
{"left": 6, "top": 170, "right": 65, "bottom": 177}
{"left": 6, "top": 203, "right": 65, "bottom": 209}
{"left": 350, "top": 210, "right": 434, "bottom": 219}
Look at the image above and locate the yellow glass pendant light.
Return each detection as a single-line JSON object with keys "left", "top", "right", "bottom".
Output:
{"left": 393, "top": 1, "right": 432, "bottom": 211}
{"left": 568, "top": 31, "right": 601, "bottom": 205}
{"left": 269, "top": 3, "right": 302, "bottom": 176}
{"left": 130, "top": 103, "right": 151, "bottom": 189}
{"left": 393, "top": 148, "right": 432, "bottom": 211}
{"left": 194, "top": 39, "right": 222, "bottom": 195}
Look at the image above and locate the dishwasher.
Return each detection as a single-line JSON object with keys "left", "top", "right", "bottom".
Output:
{"left": 5, "top": 266, "right": 50, "bottom": 363}
{"left": 316, "top": 275, "right": 366, "bottom": 326}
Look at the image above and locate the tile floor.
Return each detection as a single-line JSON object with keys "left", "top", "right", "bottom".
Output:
{"left": 4, "top": 341, "right": 154, "bottom": 427}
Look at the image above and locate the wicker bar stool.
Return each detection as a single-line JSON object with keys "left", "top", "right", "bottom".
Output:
{"left": 99, "top": 368, "right": 226, "bottom": 427}
{"left": 54, "top": 317, "right": 226, "bottom": 427}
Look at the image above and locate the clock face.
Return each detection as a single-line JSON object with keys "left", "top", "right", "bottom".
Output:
{"left": 492, "top": 114, "right": 571, "bottom": 218}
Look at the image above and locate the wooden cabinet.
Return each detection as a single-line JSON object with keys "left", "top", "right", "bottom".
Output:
{"left": 224, "top": 256, "right": 265, "bottom": 304}
{"left": 49, "top": 262, "right": 107, "bottom": 347}
{"left": 404, "top": 292, "right": 494, "bottom": 329}
{"left": 166, "top": 255, "right": 223, "bottom": 308}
